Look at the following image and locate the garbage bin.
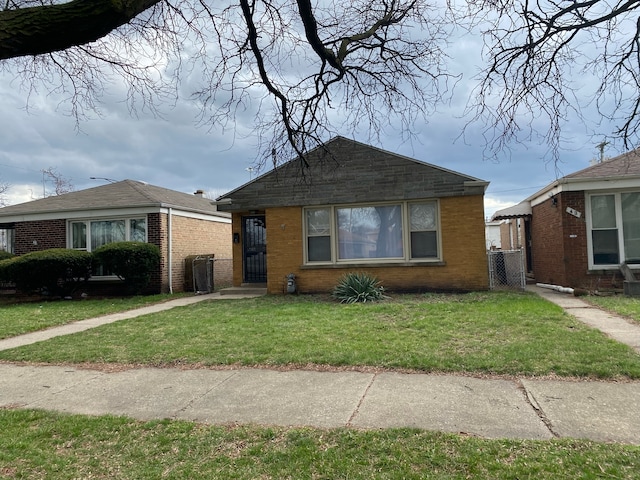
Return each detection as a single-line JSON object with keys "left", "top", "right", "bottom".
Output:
{"left": 184, "top": 254, "right": 214, "bottom": 293}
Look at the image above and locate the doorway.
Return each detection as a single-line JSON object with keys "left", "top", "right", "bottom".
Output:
{"left": 242, "top": 215, "right": 267, "bottom": 283}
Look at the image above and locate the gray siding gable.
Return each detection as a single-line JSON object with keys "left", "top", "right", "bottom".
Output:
{"left": 217, "top": 137, "right": 488, "bottom": 212}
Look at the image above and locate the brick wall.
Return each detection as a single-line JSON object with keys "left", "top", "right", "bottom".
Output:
{"left": 167, "top": 214, "right": 232, "bottom": 293}
{"left": 559, "top": 192, "right": 590, "bottom": 287}
{"left": 147, "top": 213, "right": 165, "bottom": 293}
{"left": 15, "top": 220, "right": 66, "bottom": 254}
{"left": 531, "top": 196, "right": 566, "bottom": 286}
{"left": 231, "top": 195, "right": 489, "bottom": 294}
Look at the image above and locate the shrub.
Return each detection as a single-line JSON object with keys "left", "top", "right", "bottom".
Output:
{"left": 3, "top": 248, "right": 92, "bottom": 296}
{"left": 92, "top": 241, "right": 160, "bottom": 294}
{"left": 0, "top": 251, "right": 15, "bottom": 282}
{"left": 0, "top": 256, "right": 14, "bottom": 283}
{"left": 332, "top": 272, "right": 388, "bottom": 304}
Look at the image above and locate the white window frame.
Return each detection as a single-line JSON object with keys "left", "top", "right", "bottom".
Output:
{"left": 68, "top": 216, "right": 148, "bottom": 252}
{"left": 586, "top": 191, "right": 640, "bottom": 269}
{"left": 303, "top": 201, "right": 441, "bottom": 265}
{"left": 68, "top": 216, "right": 148, "bottom": 278}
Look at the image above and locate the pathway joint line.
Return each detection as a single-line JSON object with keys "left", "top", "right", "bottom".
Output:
{"left": 346, "top": 372, "right": 377, "bottom": 427}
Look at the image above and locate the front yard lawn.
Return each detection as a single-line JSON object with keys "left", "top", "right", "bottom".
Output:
{"left": 1, "top": 291, "right": 639, "bottom": 379}
{"left": 585, "top": 295, "right": 640, "bottom": 325}
{"left": 1, "top": 409, "right": 639, "bottom": 479}
{"left": 0, "top": 294, "right": 187, "bottom": 340}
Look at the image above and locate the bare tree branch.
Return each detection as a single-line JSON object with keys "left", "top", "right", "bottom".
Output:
{"left": 462, "top": 0, "right": 640, "bottom": 159}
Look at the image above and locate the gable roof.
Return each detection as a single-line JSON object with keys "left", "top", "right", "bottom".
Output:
{"left": 491, "top": 148, "right": 640, "bottom": 220}
{"left": 564, "top": 149, "right": 640, "bottom": 180}
{"left": 0, "top": 180, "right": 229, "bottom": 221}
{"left": 216, "top": 136, "right": 488, "bottom": 212}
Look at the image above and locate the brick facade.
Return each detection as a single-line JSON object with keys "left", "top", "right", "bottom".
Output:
{"left": 231, "top": 195, "right": 488, "bottom": 294}
{"left": 531, "top": 191, "right": 622, "bottom": 290}
{"left": 12, "top": 213, "right": 232, "bottom": 295}
{"left": 15, "top": 219, "right": 66, "bottom": 254}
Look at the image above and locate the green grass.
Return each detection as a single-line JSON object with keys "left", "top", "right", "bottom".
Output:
{"left": 2, "top": 291, "right": 640, "bottom": 379}
{"left": 1, "top": 409, "right": 639, "bottom": 479}
{"left": 0, "top": 294, "right": 188, "bottom": 340}
{"left": 585, "top": 294, "right": 640, "bottom": 325}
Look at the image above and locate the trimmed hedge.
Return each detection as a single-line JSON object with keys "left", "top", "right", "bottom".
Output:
{"left": 2, "top": 249, "right": 93, "bottom": 296}
{"left": 92, "top": 241, "right": 160, "bottom": 294}
{"left": 0, "top": 250, "right": 14, "bottom": 261}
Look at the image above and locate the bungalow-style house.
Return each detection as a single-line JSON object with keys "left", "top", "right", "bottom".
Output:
{"left": 492, "top": 149, "right": 640, "bottom": 290}
{"left": 0, "top": 180, "right": 232, "bottom": 293}
{"left": 216, "top": 136, "right": 490, "bottom": 294}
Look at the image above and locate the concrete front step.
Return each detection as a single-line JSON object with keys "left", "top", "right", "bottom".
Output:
{"left": 219, "top": 285, "right": 267, "bottom": 296}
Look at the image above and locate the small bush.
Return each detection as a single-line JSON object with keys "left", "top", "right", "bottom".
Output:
{"left": 332, "top": 272, "right": 388, "bottom": 304}
{"left": 0, "top": 250, "right": 14, "bottom": 261}
{"left": 3, "top": 249, "right": 92, "bottom": 296}
{"left": 92, "top": 241, "right": 160, "bottom": 294}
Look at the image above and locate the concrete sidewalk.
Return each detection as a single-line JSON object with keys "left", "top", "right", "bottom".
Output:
{"left": 1, "top": 363, "right": 639, "bottom": 443}
{"left": 1, "top": 287, "right": 640, "bottom": 443}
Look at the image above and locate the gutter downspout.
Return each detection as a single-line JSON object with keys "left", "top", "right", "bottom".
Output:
{"left": 167, "top": 207, "right": 173, "bottom": 294}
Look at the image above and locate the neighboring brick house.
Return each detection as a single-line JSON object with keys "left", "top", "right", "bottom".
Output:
{"left": 0, "top": 180, "right": 232, "bottom": 293}
{"left": 216, "top": 136, "right": 490, "bottom": 294}
{"left": 492, "top": 149, "right": 640, "bottom": 290}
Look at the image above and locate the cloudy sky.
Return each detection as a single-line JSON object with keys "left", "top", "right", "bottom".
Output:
{"left": 0, "top": 10, "right": 620, "bottom": 219}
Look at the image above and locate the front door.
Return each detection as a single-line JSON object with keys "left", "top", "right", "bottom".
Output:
{"left": 242, "top": 215, "right": 267, "bottom": 283}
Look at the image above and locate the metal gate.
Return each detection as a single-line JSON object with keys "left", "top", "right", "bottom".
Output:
{"left": 488, "top": 249, "right": 526, "bottom": 290}
{"left": 243, "top": 215, "right": 267, "bottom": 283}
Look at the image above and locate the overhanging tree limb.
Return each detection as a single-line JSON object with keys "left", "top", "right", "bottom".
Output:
{"left": 0, "top": 0, "right": 161, "bottom": 60}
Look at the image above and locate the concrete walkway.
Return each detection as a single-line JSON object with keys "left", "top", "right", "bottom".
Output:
{"left": 528, "top": 284, "right": 640, "bottom": 354}
{"left": 0, "top": 292, "right": 261, "bottom": 352}
{"left": 1, "top": 288, "right": 640, "bottom": 443}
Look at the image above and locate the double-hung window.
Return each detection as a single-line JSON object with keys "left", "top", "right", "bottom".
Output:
{"left": 588, "top": 192, "right": 640, "bottom": 267}
{"left": 304, "top": 201, "right": 440, "bottom": 264}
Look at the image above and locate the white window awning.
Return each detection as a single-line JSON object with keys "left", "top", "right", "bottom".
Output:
{"left": 491, "top": 202, "right": 532, "bottom": 221}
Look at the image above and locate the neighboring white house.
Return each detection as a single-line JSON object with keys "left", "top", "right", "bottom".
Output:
{"left": 485, "top": 220, "right": 502, "bottom": 250}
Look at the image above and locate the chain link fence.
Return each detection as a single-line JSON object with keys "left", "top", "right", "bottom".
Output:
{"left": 488, "top": 249, "right": 526, "bottom": 290}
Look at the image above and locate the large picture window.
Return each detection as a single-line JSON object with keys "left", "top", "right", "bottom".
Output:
{"left": 588, "top": 192, "right": 640, "bottom": 266}
{"left": 71, "top": 217, "right": 146, "bottom": 251}
{"left": 304, "top": 201, "right": 440, "bottom": 264}
{"left": 70, "top": 217, "right": 148, "bottom": 276}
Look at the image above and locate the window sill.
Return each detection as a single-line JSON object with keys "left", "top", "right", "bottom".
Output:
{"left": 88, "top": 276, "right": 123, "bottom": 283}
{"left": 301, "top": 261, "right": 446, "bottom": 269}
{"left": 587, "top": 267, "right": 638, "bottom": 274}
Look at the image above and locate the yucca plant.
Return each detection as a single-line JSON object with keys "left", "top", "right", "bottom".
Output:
{"left": 332, "top": 272, "right": 388, "bottom": 304}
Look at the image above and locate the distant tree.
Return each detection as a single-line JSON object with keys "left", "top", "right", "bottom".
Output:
{"left": 42, "top": 167, "right": 74, "bottom": 196}
{"left": 0, "top": 180, "right": 9, "bottom": 206}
